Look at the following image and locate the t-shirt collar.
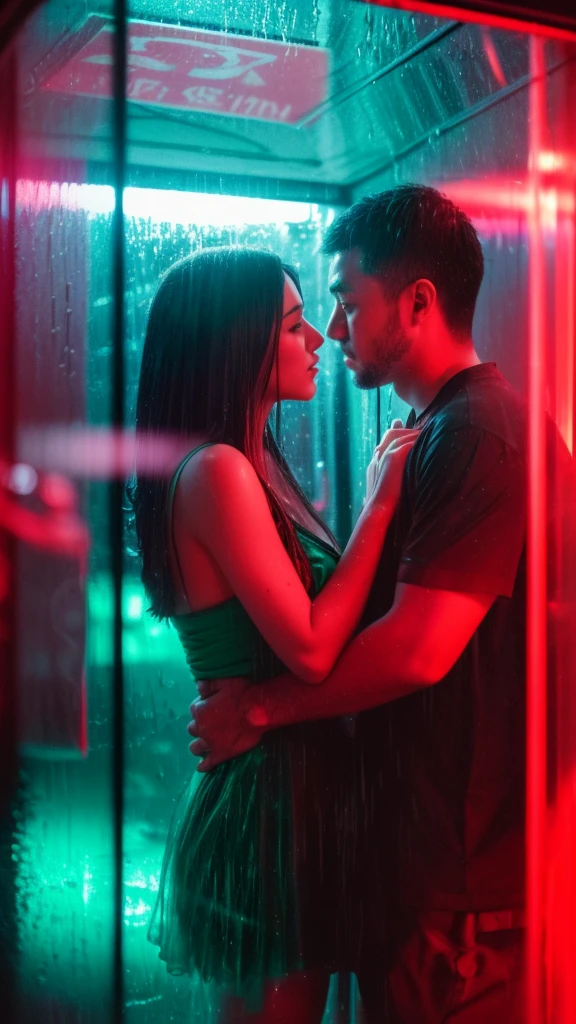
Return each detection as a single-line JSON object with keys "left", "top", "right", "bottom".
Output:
{"left": 406, "top": 362, "right": 499, "bottom": 428}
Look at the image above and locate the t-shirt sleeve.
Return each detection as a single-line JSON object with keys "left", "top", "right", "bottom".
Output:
{"left": 397, "top": 422, "right": 526, "bottom": 597}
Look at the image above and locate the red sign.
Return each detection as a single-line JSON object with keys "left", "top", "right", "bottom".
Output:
{"left": 43, "top": 19, "right": 328, "bottom": 125}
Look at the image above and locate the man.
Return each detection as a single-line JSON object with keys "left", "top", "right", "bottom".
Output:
{"left": 188, "top": 184, "right": 554, "bottom": 1021}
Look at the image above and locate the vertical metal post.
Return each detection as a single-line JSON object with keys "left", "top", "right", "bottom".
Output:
{"left": 111, "top": 1, "right": 126, "bottom": 1021}
{"left": 526, "top": 33, "right": 548, "bottom": 1024}
{"left": 0, "top": 40, "right": 18, "bottom": 1024}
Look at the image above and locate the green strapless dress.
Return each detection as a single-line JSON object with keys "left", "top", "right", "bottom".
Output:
{"left": 148, "top": 446, "right": 349, "bottom": 1004}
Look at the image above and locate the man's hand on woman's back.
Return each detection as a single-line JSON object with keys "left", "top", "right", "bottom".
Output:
{"left": 188, "top": 677, "right": 262, "bottom": 771}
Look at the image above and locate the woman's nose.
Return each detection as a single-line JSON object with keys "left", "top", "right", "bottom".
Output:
{"left": 305, "top": 320, "right": 324, "bottom": 352}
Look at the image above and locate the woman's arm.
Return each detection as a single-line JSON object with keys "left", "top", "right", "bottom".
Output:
{"left": 176, "top": 435, "right": 415, "bottom": 683}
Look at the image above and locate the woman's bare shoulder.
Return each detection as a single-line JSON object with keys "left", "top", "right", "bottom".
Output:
{"left": 176, "top": 443, "right": 262, "bottom": 516}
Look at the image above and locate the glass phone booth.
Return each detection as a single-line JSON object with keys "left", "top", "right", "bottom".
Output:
{"left": 1, "top": 0, "right": 575, "bottom": 1021}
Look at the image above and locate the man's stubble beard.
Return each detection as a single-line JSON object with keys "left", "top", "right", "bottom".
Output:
{"left": 352, "top": 310, "right": 412, "bottom": 391}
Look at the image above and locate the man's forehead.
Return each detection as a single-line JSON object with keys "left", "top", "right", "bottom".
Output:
{"left": 328, "top": 249, "right": 360, "bottom": 290}
{"left": 328, "top": 248, "right": 372, "bottom": 293}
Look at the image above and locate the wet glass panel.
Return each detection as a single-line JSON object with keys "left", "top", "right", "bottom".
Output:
{"left": 119, "top": 7, "right": 576, "bottom": 1022}
{"left": 12, "top": 1, "right": 117, "bottom": 1021}
{"left": 119, "top": 190, "right": 352, "bottom": 1022}
{"left": 350, "top": 25, "right": 576, "bottom": 1023}
{"left": 6, "top": 1, "right": 576, "bottom": 1021}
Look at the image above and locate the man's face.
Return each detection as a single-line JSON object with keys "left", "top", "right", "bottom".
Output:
{"left": 326, "top": 248, "right": 411, "bottom": 389}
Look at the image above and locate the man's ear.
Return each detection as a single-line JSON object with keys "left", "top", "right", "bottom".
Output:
{"left": 410, "top": 278, "right": 436, "bottom": 323}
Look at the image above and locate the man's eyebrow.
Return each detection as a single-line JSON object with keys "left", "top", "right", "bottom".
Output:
{"left": 282, "top": 303, "right": 304, "bottom": 319}
{"left": 329, "top": 280, "right": 353, "bottom": 295}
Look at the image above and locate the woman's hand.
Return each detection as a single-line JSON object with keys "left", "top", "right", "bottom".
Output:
{"left": 365, "top": 418, "right": 419, "bottom": 510}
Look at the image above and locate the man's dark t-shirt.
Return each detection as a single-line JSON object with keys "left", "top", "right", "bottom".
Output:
{"left": 356, "top": 362, "right": 546, "bottom": 914}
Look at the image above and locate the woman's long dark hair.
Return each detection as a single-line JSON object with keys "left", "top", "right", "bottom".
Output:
{"left": 130, "top": 246, "right": 335, "bottom": 619}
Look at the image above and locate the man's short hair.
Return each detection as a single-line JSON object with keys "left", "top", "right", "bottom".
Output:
{"left": 322, "top": 184, "right": 484, "bottom": 336}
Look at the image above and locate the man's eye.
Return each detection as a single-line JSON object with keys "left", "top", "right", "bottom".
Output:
{"left": 340, "top": 304, "right": 355, "bottom": 314}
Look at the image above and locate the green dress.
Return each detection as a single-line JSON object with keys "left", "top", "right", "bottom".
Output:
{"left": 148, "top": 446, "right": 348, "bottom": 1003}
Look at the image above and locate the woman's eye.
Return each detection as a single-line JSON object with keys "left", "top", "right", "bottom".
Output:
{"left": 289, "top": 322, "right": 303, "bottom": 332}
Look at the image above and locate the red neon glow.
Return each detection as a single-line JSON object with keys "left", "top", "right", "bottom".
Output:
{"left": 554, "top": 217, "right": 575, "bottom": 454}
{"left": 526, "top": 35, "right": 548, "bottom": 1024}
{"left": 436, "top": 176, "right": 573, "bottom": 228}
{"left": 545, "top": 770, "right": 576, "bottom": 1021}
{"left": 480, "top": 27, "right": 507, "bottom": 87}
{"left": 0, "top": 471, "right": 89, "bottom": 565}
{"left": 15, "top": 178, "right": 87, "bottom": 212}
{"left": 359, "top": 0, "right": 576, "bottom": 43}
{"left": 438, "top": 43, "right": 576, "bottom": 1024}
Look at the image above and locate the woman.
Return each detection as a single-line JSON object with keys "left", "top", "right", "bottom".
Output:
{"left": 131, "top": 247, "right": 416, "bottom": 1023}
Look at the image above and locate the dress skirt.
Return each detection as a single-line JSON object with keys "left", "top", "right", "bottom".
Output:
{"left": 148, "top": 719, "right": 350, "bottom": 1006}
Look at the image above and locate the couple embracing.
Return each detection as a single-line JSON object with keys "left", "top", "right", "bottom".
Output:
{"left": 133, "top": 184, "right": 531, "bottom": 1023}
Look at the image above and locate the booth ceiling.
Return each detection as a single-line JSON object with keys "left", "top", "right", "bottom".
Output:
{"left": 19, "top": 0, "right": 568, "bottom": 192}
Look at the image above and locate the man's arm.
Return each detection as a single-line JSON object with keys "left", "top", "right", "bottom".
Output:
{"left": 246, "top": 581, "right": 495, "bottom": 725}
{"left": 190, "top": 581, "right": 495, "bottom": 770}
{"left": 190, "top": 423, "right": 524, "bottom": 769}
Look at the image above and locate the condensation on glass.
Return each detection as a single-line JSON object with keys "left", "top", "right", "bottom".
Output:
{"left": 3, "top": 0, "right": 576, "bottom": 1022}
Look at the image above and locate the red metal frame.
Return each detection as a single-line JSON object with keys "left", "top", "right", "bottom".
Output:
{"left": 526, "top": 35, "right": 548, "bottom": 1024}
{"left": 357, "top": 0, "right": 576, "bottom": 41}
{"left": 1, "top": 1, "right": 575, "bottom": 1021}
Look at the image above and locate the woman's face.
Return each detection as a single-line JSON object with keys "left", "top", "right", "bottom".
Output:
{"left": 265, "top": 273, "right": 325, "bottom": 403}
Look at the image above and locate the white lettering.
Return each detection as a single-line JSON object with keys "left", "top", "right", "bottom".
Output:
{"left": 222, "top": 95, "right": 293, "bottom": 121}
{"left": 182, "top": 85, "right": 224, "bottom": 108}
{"left": 128, "top": 54, "right": 174, "bottom": 73}
{"left": 129, "top": 34, "right": 276, "bottom": 82}
{"left": 256, "top": 100, "right": 280, "bottom": 119}
{"left": 242, "top": 70, "right": 266, "bottom": 87}
{"left": 243, "top": 96, "right": 260, "bottom": 115}
{"left": 128, "top": 78, "right": 170, "bottom": 101}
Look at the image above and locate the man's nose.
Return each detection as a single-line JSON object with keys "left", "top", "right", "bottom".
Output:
{"left": 325, "top": 305, "right": 348, "bottom": 342}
